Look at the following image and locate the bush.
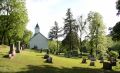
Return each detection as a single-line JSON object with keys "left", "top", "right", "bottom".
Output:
{"left": 109, "top": 51, "right": 119, "bottom": 58}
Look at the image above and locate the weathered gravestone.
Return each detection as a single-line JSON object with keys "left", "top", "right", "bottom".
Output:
{"left": 82, "top": 58, "right": 87, "bottom": 63}
{"left": 91, "top": 57, "right": 96, "bottom": 61}
{"left": 16, "top": 41, "right": 21, "bottom": 53}
{"left": 46, "top": 56, "right": 52, "bottom": 63}
{"left": 99, "top": 57, "right": 104, "bottom": 63}
{"left": 103, "top": 62, "right": 112, "bottom": 70}
{"left": 89, "top": 56, "right": 96, "bottom": 66}
{"left": 9, "top": 44, "right": 16, "bottom": 58}
{"left": 90, "top": 61, "right": 95, "bottom": 66}
{"left": 44, "top": 54, "right": 49, "bottom": 59}
{"left": 110, "top": 57, "right": 117, "bottom": 66}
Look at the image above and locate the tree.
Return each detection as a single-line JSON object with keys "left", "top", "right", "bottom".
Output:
{"left": 111, "top": 22, "right": 120, "bottom": 41}
{"left": 116, "top": 0, "right": 120, "bottom": 15}
{"left": 76, "top": 15, "right": 87, "bottom": 54}
{"left": 22, "top": 29, "right": 32, "bottom": 47}
{"left": 62, "top": 8, "right": 79, "bottom": 52}
{"left": 48, "top": 21, "right": 62, "bottom": 50}
{"left": 87, "top": 11, "right": 107, "bottom": 56}
{"left": 0, "top": 0, "right": 28, "bottom": 45}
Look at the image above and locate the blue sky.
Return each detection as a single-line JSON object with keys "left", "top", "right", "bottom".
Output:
{"left": 26, "top": 0, "right": 120, "bottom": 38}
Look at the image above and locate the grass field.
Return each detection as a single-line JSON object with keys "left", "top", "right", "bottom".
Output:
{"left": 0, "top": 45, "right": 120, "bottom": 73}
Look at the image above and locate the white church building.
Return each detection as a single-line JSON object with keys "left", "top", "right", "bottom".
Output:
{"left": 29, "top": 24, "right": 48, "bottom": 49}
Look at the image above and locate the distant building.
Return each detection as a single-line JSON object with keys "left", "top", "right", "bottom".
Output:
{"left": 29, "top": 23, "right": 48, "bottom": 49}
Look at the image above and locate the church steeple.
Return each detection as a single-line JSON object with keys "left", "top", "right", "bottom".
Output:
{"left": 35, "top": 23, "right": 40, "bottom": 33}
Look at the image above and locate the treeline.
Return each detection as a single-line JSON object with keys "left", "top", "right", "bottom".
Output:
{"left": 0, "top": 0, "right": 32, "bottom": 47}
{"left": 48, "top": 8, "right": 120, "bottom": 58}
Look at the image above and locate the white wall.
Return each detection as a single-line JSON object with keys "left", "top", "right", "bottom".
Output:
{"left": 30, "top": 33, "right": 48, "bottom": 49}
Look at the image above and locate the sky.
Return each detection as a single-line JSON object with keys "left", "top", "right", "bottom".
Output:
{"left": 26, "top": 0, "right": 120, "bottom": 38}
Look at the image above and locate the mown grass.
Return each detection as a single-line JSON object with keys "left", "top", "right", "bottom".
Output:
{"left": 0, "top": 45, "right": 120, "bottom": 73}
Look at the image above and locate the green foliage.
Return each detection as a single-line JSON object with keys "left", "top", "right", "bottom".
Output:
{"left": 116, "top": 0, "right": 120, "bottom": 15}
{"left": 0, "top": 0, "right": 28, "bottom": 44}
{"left": 106, "top": 35, "right": 114, "bottom": 48}
{"left": 62, "top": 8, "right": 79, "bottom": 53}
{"left": 48, "top": 40, "right": 59, "bottom": 54}
{"left": 109, "top": 51, "right": 119, "bottom": 58}
{"left": 22, "top": 29, "right": 32, "bottom": 45}
{"left": 111, "top": 22, "right": 120, "bottom": 41}
{"left": 62, "top": 31, "right": 80, "bottom": 51}
{"left": 111, "top": 41, "right": 120, "bottom": 52}
{"left": 87, "top": 11, "right": 107, "bottom": 56}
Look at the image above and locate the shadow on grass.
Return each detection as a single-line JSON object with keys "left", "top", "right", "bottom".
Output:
{"left": 0, "top": 65, "right": 120, "bottom": 73}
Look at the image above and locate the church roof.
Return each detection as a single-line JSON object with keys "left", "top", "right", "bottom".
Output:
{"left": 35, "top": 23, "right": 39, "bottom": 28}
{"left": 30, "top": 32, "right": 48, "bottom": 41}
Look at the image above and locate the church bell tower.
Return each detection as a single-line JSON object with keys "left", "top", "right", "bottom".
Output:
{"left": 35, "top": 23, "right": 40, "bottom": 34}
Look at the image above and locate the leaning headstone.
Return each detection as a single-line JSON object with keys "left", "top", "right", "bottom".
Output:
{"left": 16, "top": 41, "right": 21, "bottom": 53}
{"left": 82, "top": 58, "right": 87, "bottom": 63}
{"left": 103, "top": 62, "right": 112, "bottom": 70}
{"left": 46, "top": 57, "right": 52, "bottom": 63}
{"left": 9, "top": 44, "right": 16, "bottom": 58}
{"left": 90, "top": 61, "right": 95, "bottom": 66}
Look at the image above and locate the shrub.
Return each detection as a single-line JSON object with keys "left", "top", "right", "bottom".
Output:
{"left": 109, "top": 51, "right": 119, "bottom": 58}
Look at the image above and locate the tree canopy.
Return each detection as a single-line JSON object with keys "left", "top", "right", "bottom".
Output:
{"left": 0, "top": 0, "right": 28, "bottom": 45}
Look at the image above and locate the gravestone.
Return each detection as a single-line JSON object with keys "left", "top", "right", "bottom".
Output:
{"left": 9, "top": 44, "right": 16, "bottom": 58}
{"left": 99, "top": 57, "right": 104, "bottom": 63}
{"left": 82, "top": 58, "right": 87, "bottom": 63}
{"left": 103, "top": 62, "right": 112, "bottom": 70}
{"left": 90, "top": 57, "right": 96, "bottom": 61}
{"left": 100, "top": 59, "right": 104, "bottom": 63}
{"left": 88, "top": 55, "right": 91, "bottom": 59}
{"left": 16, "top": 41, "right": 21, "bottom": 53}
{"left": 90, "top": 61, "right": 95, "bottom": 66}
{"left": 46, "top": 57, "right": 52, "bottom": 63}
{"left": 44, "top": 54, "right": 49, "bottom": 59}
{"left": 110, "top": 57, "right": 117, "bottom": 66}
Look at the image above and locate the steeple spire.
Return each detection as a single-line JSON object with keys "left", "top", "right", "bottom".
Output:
{"left": 35, "top": 23, "right": 40, "bottom": 33}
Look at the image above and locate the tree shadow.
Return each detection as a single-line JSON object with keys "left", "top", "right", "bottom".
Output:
{"left": 0, "top": 65, "right": 119, "bottom": 73}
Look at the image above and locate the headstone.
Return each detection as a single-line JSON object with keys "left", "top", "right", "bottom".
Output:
{"left": 110, "top": 57, "right": 117, "bottom": 66}
{"left": 46, "top": 49, "right": 49, "bottom": 54}
{"left": 9, "top": 44, "right": 16, "bottom": 58}
{"left": 16, "top": 41, "right": 21, "bottom": 53}
{"left": 100, "top": 59, "right": 104, "bottom": 63}
{"left": 90, "top": 57, "right": 96, "bottom": 61}
{"left": 99, "top": 57, "right": 104, "bottom": 63}
{"left": 88, "top": 55, "right": 92, "bottom": 59}
{"left": 44, "top": 54, "right": 49, "bottom": 59}
{"left": 82, "top": 58, "right": 87, "bottom": 63}
{"left": 90, "top": 61, "right": 95, "bottom": 66}
{"left": 46, "top": 57, "right": 52, "bottom": 63}
{"left": 103, "top": 62, "right": 112, "bottom": 70}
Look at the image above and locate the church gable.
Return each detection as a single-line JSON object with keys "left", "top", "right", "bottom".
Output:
{"left": 29, "top": 23, "right": 48, "bottom": 49}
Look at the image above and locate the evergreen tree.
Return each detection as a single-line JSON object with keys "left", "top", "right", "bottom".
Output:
{"left": 62, "top": 8, "right": 79, "bottom": 52}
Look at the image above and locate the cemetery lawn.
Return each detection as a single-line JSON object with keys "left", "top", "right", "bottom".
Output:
{"left": 0, "top": 45, "right": 120, "bottom": 73}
